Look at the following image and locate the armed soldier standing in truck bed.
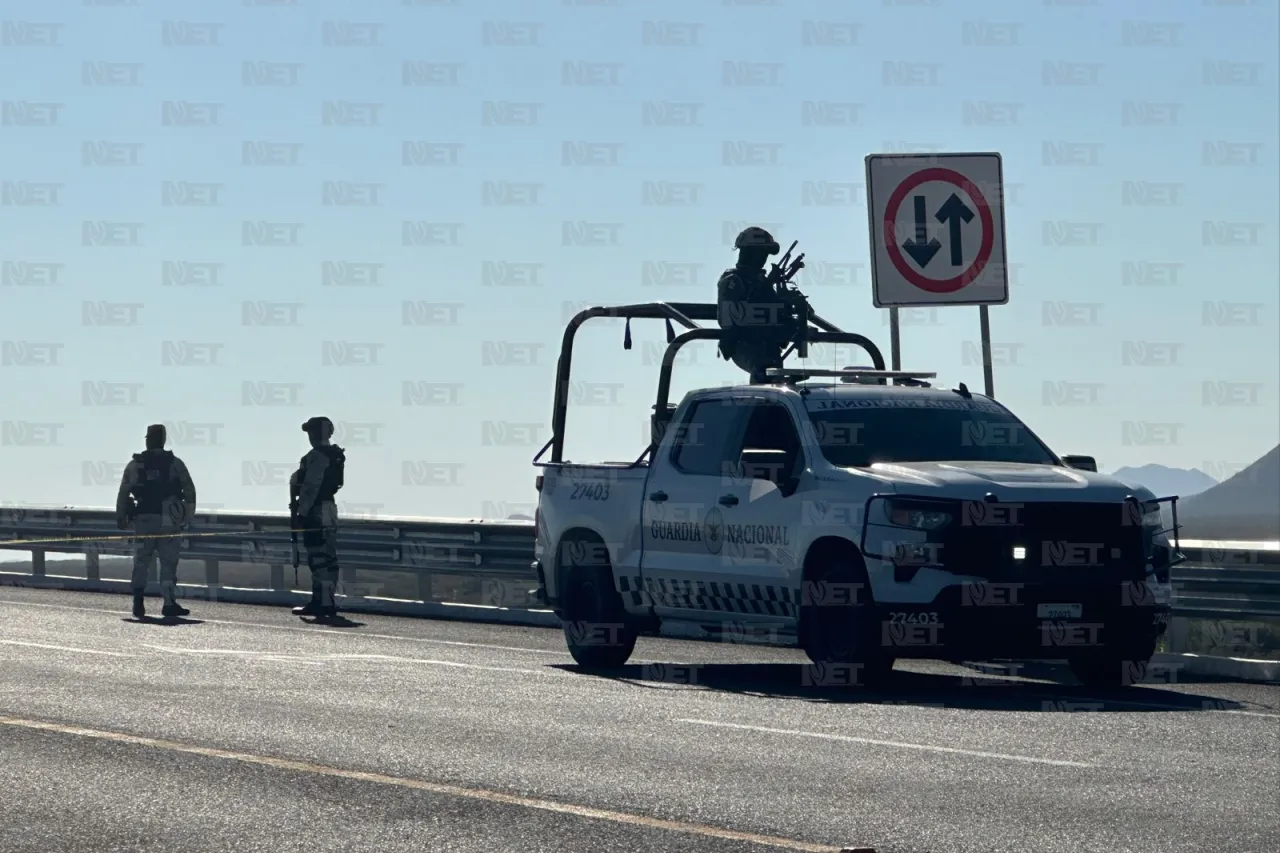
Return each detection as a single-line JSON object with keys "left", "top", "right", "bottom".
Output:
{"left": 290, "top": 416, "right": 346, "bottom": 621}
{"left": 717, "top": 226, "right": 796, "bottom": 383}
{"left": 116, "top": 424, "right": 197, "bottom": 620}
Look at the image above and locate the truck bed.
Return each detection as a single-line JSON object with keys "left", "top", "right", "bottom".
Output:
{"left": 535, "top": 462, "right": 651, "bottom": 609}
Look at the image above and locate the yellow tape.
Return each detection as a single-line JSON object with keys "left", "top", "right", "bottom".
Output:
{"left": 0, "top": 527, "right": 318, "bottom": 548}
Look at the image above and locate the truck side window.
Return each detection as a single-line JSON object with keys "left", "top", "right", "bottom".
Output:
{"left": 736, "top": 401, "right": 804, "bottom": 478}
{"left": 670, "top": 399, "right": 744, "bottom": 476}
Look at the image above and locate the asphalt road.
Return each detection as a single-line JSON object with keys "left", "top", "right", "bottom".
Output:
{"left": 1, "top": 587, "right": 1277, "bottom": 853}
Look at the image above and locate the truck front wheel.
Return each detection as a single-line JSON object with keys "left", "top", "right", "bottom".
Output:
{"left": 1067, "top": 636, "right": 1158, "bottom": 689}
{"left": 800, "top": 558, "right": 894, "bottom": 687}
{"left": 562, "top": 564, "right": 638, "bottom": 669}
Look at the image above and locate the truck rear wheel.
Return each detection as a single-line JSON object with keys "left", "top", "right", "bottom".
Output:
{"left": 562, "top": 563, "right": 637, "bottom": 670}
{"left": 800, "top": 557, "right": 893, "bottom": 687}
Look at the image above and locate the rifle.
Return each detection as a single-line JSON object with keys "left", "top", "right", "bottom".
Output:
{"left": 289, "top": 484, "right": 300, "bottom": 585}
{"left": 766, "top": 240, "right": 811, "bottom": 358}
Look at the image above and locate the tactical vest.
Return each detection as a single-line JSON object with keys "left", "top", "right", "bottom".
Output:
{"left": 717, "top": 268, "right": 788, "bottom": 359}
{"left": 299, "top": 445, "right": 345, "bottom": 505}
{"left": 130, "top": 450, "right": 180, "bottom": 515}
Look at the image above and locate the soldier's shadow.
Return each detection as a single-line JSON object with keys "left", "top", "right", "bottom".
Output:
{"left": 122, "top": 616, "right": 205, "bottom": 626}
{"left": 298, "top": 615, "right": 364, "bottom": 629}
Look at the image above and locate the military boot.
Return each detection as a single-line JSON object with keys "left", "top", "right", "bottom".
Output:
{"left": 292, "top": 581, "right": 322, "bottom": 616}
{"left": 161, "top": 602, "right": 189, "bottom": 619}
{"left": 132, "top": 594, "right": 146, "bottom": 619}
{"left": 313, "top": 579, "right": 338, "bottom": 621}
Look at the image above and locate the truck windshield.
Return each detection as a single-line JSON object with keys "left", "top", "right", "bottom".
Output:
{"left": 805, "top": 399, "right": 1058, "bottom": 467}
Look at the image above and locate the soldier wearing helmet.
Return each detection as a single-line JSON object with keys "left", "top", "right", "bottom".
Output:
{"left": 289, "top": 416, "right": 346, "bottom": 621}
{"left": 717, "top": 226, "right": 793, "bottom": 383}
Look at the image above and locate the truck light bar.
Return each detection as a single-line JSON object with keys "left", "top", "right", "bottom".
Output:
{"left": 763, "top": 367, "right": 937, "bottom": 384}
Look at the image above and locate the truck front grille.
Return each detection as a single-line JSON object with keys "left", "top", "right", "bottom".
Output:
{"left": 939, "top": 502, "right": 1146, "bottom": 583}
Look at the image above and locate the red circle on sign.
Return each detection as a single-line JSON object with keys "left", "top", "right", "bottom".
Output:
{"left": 883, "top": 167, "right": 995, "bottom": 294}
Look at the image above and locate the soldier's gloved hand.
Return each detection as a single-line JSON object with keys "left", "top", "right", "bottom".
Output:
{"left": 116, "top": 516, "right": 129, "bottom": 531}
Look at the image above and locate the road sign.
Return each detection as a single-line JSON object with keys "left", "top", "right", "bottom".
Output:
{"left": 865, "top": 152, "right": 1009, "bottom": 308}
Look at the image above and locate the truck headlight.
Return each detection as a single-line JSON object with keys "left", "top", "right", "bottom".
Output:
{"left": 884, "top": 499, "right": 953, "bottom": 531}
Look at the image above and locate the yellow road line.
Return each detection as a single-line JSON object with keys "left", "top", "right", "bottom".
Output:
{"left": 0, "top": 714, "right": 850, "bottom": 852}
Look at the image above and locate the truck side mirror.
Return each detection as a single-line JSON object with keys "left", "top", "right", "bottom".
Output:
{"left": 651, "top": 404, "right": 675, "bottom": 446}
{"left": 1061, "top": 455, "right": 1097, "bottom": 472}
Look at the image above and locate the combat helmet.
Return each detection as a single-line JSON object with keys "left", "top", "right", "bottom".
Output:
{"left": 301, "top": 416, "right": 334, "bottom": 437}
{"left": 733, "top": 226, "right": 780, "bottom": 255}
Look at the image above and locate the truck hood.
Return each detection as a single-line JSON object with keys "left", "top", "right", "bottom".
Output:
{"left": 837, "top": 461, "right": 1155, "bottom": 502}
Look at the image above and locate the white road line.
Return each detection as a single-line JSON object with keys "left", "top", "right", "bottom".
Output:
{"left": 0, "top": 639, "right": 135, "bottom": 658}
{"left": 321, "top": 653, "right": 550, "bottom": 675}
{"left": 0, "top": 715, "right": 847, "bottom": 852}
{"left": 140, "top": 646, "right": 325, "bottom": 666}
{"left": 677, "top": 719, "right": 1095, "bottom": 768}
{"left": 141, "top": 645, "right": 550, "bottom": 676}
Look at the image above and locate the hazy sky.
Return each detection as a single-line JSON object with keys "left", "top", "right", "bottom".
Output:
{"left": 0, "top": 0, "right": 1276, "bottom": 520}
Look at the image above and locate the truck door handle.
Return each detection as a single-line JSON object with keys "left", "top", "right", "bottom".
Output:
{"left": 718, "top": 494, "right": 739, "bottom": 507}
{"left": 649, "top": 491, "right": 668, "bottom": 503}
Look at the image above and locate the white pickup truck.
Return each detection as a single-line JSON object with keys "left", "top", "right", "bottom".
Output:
{"left": 532, "top": 302, "right": 1181, "bottom": 687}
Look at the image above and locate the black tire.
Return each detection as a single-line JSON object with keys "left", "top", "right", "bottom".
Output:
{"left": 800, "top": 558, "right": 894, "bottom": 687}
{"left": 1068, "top": 636, "right": 1157, "bottom": 689}
{"left": 561, "top": 554, "right": 637, "bottom": 670}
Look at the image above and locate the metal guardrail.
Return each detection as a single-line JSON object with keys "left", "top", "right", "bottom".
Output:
{"left": 0, "top": 507, "right": 538, "bottom": 608}
{"left": 0, "top": 508, "right": 1277, "bottom": 619}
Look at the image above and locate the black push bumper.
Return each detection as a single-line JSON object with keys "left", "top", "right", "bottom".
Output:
{"left": 871, "top": 583, "right": 1171, "bottom": 660}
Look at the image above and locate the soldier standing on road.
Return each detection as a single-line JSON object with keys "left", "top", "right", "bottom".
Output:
{"left": 717, "top": 226, "right": 794, "bottom": 384}
{"left": 116, "top": 424, "right": 197, "bottom": 620}
{"left": 290, "top": 417, "right": 346, "bottom": 621}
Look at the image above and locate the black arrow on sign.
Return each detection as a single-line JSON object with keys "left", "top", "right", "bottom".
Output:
{"left": 901, "top": 194, "right": 941, "bottom": 268}
{"left": 935, "top": 193, "right": 975, "bottom": 266}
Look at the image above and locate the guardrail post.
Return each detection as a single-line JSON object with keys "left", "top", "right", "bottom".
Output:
{"left": 337, "top": 565, "right": 358, "bottom": 600}
{"left": 417, "top": 571, "right": 434, "bottom": 603}
{"left": 85, "top": 550, "right": 100, "bottom": 582}
{"left": 31, "top": 549, "right": 45, "bottom": 578}
{"left": 270, "top": 564, "right": 285, "bottom": 592}
{"left": 1166, "top": 617, "right": 1190, "bottom": 654}
{"left": 204, "top": 559, "right": 219, "bottom": 599}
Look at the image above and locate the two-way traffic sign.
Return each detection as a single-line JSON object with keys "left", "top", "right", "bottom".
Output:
{"left": 865, "top": 153, "right": 1009, "bottom": 308}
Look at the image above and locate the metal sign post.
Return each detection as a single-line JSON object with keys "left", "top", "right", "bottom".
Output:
{"left": 889, "top": 307, "right": 901, "bottom": 371}
{"left": 864, "top": 152, "right": 1010, "bottom": 398}
{"left": 979, "top": 304, "right": 994, "bottom": 399}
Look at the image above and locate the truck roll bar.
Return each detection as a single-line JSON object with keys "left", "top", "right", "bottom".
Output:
{"left": 536, "top": 301, "right": 861, "bottom": 465}
{"left": 649, "top": 330, "right": 888, "bottom": 448}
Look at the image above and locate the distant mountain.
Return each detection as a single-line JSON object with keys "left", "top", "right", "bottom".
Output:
{"left": 507, "top": 514, "right": 534, "bottom": 521}
{"left": 1109, "top": 464, "right": 1218, "bottom": 499}
{"left": 1178, "top": 445, "right": 1280, "bottom": 541}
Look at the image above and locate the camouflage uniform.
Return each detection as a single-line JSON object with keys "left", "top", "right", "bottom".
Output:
{"left": 291, "top": 417, "right": 346, "bottom": 620}
{"left": 116, "top": 429, "right": 197, "bottom": 619}
{"left": 717, "top": 227, "right": 792, "bottom": 383}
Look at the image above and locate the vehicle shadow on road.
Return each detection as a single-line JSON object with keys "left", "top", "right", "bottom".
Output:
{"left": 557, "top": 662, "right": 1252, "bottom": 713}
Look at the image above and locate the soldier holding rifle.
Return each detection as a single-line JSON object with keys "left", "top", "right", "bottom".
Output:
{"left": 716, "top": 226, "right": 809, "bottom": 383}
